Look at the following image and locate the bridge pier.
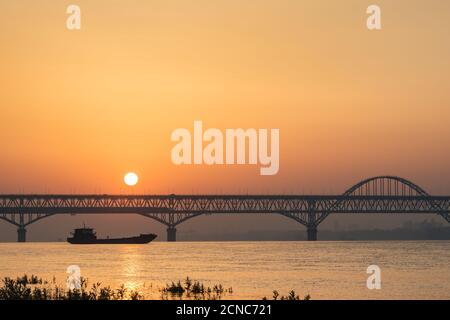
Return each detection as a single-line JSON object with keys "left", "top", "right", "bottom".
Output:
{"left": 307, "top": 225, "right": 317, "bottom": 241}
{"left": 167, "top": 226, "right": 177, "bottom": 242}
{"left": 17, "top": 226, "right": 26, "bottom": 242}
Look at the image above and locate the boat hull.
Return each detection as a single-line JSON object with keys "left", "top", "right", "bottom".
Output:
{"left": 67, "top": 233, "right": 157, "bottom": 244}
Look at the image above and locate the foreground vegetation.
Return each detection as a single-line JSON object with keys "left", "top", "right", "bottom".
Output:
{"left": 0, "top": 275, "right": 142, "bottom": 300}
{"left": 263, "top": 290, "right": 311, "bottom": 301}
{"left": 160, "top": 277, "right": 233, "bottom": 300}
{"left": 0, "top": 274, "right": 310, "bottom": 300}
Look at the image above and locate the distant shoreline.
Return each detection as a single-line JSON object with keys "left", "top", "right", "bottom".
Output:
{"left": 1, "top": 221, "right": 449, "bottom": 242}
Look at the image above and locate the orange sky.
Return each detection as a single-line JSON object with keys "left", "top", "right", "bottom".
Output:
{"left": 1, "top": 0, "right": 450, "bottom": 195}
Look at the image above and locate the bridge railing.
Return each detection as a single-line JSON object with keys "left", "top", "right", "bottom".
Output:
{"left": 0, "top": 195, "right": 449, "bottom": 214}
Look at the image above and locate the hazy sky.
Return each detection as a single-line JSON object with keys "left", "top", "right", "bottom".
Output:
{"left": 1, "top": 1, "right": 450, "bottom": 240}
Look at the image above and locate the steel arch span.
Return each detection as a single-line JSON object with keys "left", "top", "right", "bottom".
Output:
{"left": 0, "top": 176, "right": 449, "bottom": 241}
{"left": 315, "top": 176, "right": 449, "bottom": 225}
{"left": 343, "top": 176, "right": 429, "bottom": 197}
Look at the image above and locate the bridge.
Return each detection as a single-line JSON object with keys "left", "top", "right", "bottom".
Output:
{"left": 1, "top": 176, "right": 449, "bottom": 242}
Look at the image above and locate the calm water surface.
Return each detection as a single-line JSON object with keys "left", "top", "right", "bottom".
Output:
{"left": 0, "top": 241, "right": 449, "bottom": 299}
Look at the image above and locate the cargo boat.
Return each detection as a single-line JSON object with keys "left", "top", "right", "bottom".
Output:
{"left": 67, "top": 226, "right": 157, "bottom": 244}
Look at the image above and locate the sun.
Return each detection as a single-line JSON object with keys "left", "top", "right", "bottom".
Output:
{"left": 124, "top": 172, "right": 139, "bottom": 186}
